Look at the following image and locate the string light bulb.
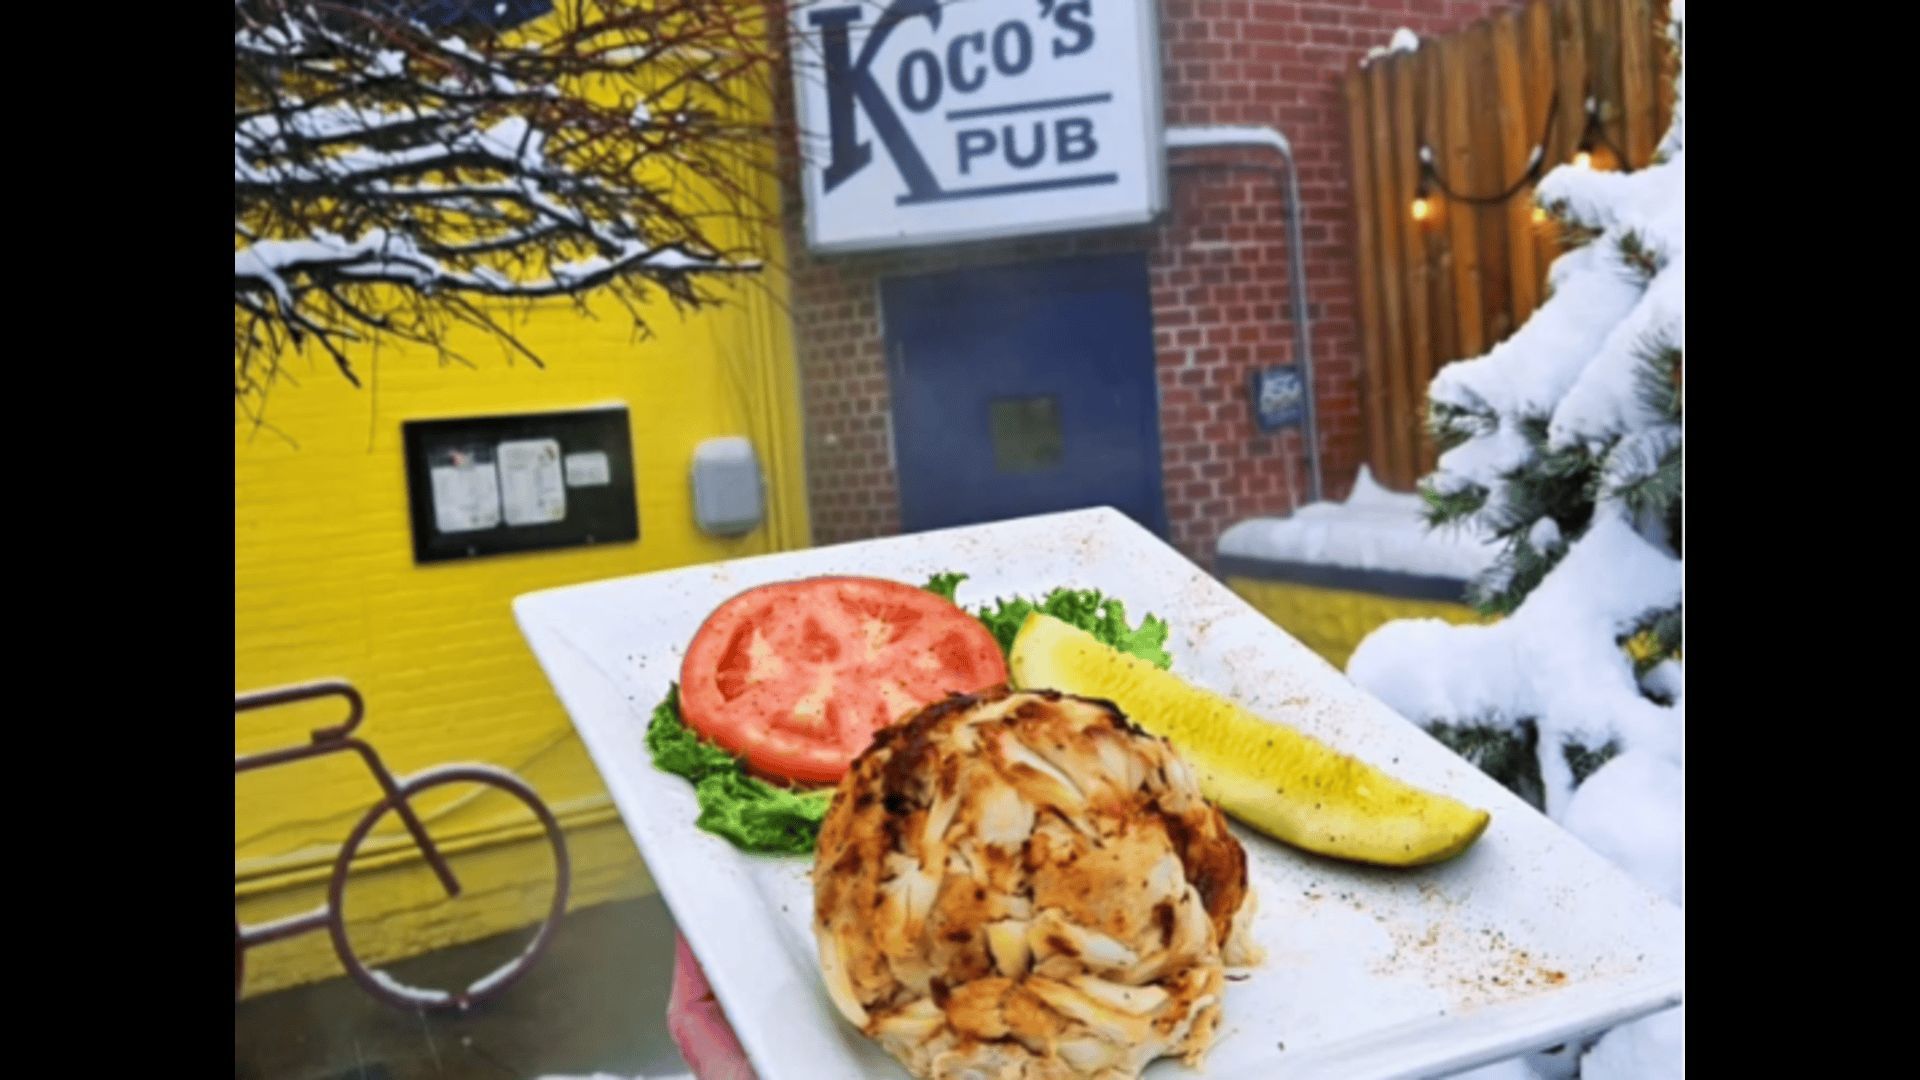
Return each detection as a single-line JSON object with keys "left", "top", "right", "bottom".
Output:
{"left": 1531, "top": 205, "right": 1548, "bottom": 225}
{"left": 1574, "top": 94, "right": 1599, "bottom": 170}
{"left": 1411, "top": 150, "right": 1435, "bottom": 222}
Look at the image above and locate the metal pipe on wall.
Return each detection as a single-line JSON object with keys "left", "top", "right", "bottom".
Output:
{"left": 1163, "top": 125, "right": 1324, "bottom": 504}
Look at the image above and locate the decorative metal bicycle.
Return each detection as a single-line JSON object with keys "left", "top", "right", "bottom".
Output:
{"left": 235, "top": 680, "right": 571, "bottom": 1012}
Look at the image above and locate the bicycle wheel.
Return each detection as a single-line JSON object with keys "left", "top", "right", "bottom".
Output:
{"left": 327, "top": 765, "right": 571, "bottom": 1012}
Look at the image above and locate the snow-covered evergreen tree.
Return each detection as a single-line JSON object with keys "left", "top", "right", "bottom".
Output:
{"left": 1347, "top": 4, "right": 1683, "bottom": 1077}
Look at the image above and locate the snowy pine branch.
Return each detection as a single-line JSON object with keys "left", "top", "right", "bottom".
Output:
{"left": 1428, "top": 399, "right": 1495, "bottom": 453}
{"left": 1632, "top": 335, "right": 1684, "bottom": 423}
{"left": 1561, "top": 738, "right": 1619, "bottom": 787}
{"left": 234, "top": 0, "right": 789, "bottom": 417}
{"left": 1418, "top": 477, "right": 1488, "bottom": 528}
{"left": 1615, "top": 230, "right": 1662, "bottom": 282}
{"left": 1601, "top": 426, "right": 1680, "bottom": 518}
{"left": 1428, "top": 720, "right": 1545, "bottom": 809}
{"left": 1621, "top": 604, "right": 1682, "bottom": 676}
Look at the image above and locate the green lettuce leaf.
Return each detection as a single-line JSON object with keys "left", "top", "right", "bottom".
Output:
{"left": 921, "top": 571, "right": 967, "bottom": 603}
{"left": 644, "top": 684, "right": 736, "bottom": 782}
{"left": 921, "top": 573, "right": 1174, "bottom": 670}
{"left": 645, "top": 684, "right": 833, "bottom": 856}
{"left": 693, "top": 770, "right": 832, "bottom": 853}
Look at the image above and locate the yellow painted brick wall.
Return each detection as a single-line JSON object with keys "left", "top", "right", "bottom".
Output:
{"left": 235, "top": 260, "right": 808, "bottom": 999}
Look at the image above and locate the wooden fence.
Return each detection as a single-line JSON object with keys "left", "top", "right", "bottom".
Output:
{"left": 1344, "top": 0, "right": 1675, "bottom": 490}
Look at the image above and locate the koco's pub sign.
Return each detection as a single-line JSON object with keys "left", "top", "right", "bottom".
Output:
{"left": 792, "top": 0, "right": 1168, "bottom": 253}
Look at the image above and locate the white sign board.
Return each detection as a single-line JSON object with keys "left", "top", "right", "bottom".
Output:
{"left": 792, "top": 0, "right": 1167, "bottom": 253}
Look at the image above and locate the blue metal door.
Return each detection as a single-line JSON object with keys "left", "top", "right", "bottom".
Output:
{"left": 884, "top": 253, "right": 1167, "bottom": 536}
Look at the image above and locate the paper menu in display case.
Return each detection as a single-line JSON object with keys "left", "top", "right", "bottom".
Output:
{"left": 429, "top": 445, "right": 502, "bottom": 534}
{"left": 498, "top": 438, "right": 567, "bottom": 526}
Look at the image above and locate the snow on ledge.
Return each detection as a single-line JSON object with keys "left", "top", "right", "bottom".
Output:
{"left": 1359, "top": 27, "right": 1421, "bottom": 67}
{"left": 1216, "top": 467, "right": 1502, "bottom": 581}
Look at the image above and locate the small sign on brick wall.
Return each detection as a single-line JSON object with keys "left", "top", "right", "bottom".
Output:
{"left": 1252, "top": 365, "right": 1307, "bottom": 432}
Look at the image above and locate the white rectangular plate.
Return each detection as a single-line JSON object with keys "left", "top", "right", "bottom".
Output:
{"left": 514, "top": 508, "right": 1683, "bottom": 1080}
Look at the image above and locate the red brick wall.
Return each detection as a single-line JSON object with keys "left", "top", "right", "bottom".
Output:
{"left": 786, "top": 0, "right": 1521, "bottom": 562}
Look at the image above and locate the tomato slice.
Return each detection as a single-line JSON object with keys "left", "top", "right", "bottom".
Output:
{"left": 678, "top": 576, "right": 1007, "bottom": 784}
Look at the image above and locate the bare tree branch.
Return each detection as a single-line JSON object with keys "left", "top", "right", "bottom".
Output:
{"left": 235, "top": 0, "right": 788, "bottom": 418}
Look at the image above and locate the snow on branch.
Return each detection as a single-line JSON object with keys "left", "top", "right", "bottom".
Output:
{"left": 1349, "top": 510, "right": 1682, "bottom": 819}
{"left": 1427, "top": 144, "right": 1684, "bottom": 535}
{"left": 234, "top": 0, "right": 787, "bottom": 416}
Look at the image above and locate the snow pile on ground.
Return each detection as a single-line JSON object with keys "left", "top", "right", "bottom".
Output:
{"left": 1216, "top": 466, "right": 1503, "bottom": 580}
{"left": 1561, "top": 748, "right": 1685, "bottom": 906}
{"left": 1580, "top": 1005, "right": 1685, "bottom": 1080}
